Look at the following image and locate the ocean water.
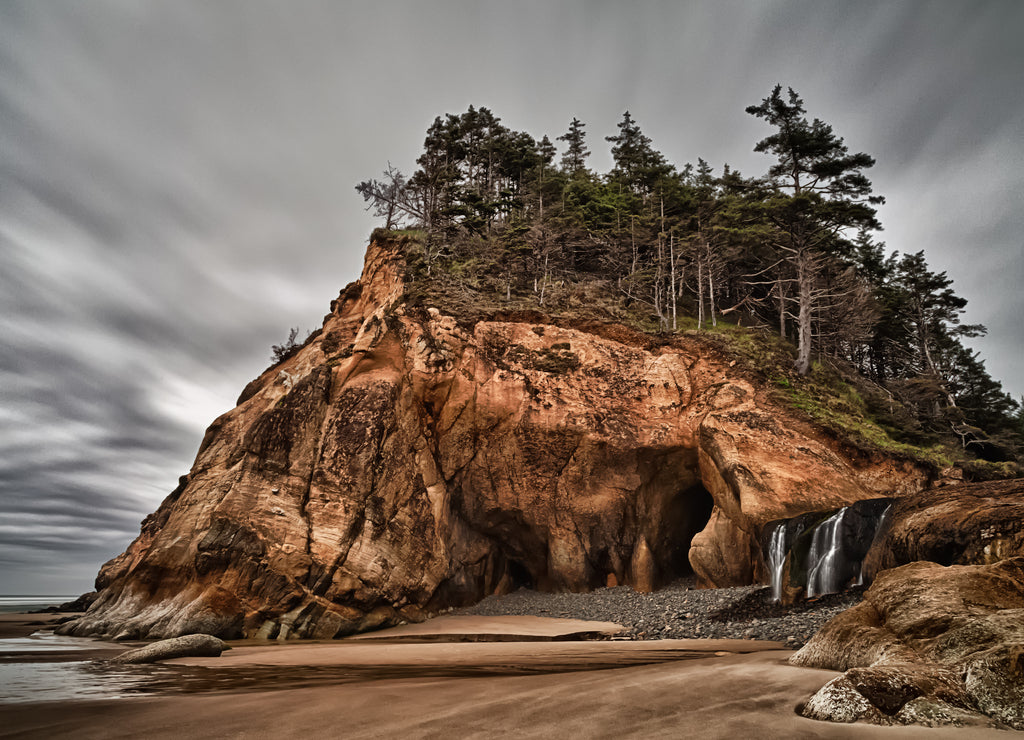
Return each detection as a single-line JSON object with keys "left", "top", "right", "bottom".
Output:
{"left": 0, "top": 596, "right": 79, "bottom": 614}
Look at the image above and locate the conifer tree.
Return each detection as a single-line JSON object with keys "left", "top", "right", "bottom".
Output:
{"left": 746, "top": 85, "right": 883, "bottom": 375}
{"left": 557, "top": 117, "right": 590, "bottom": 175}
{"left": 605, "top": 111, "right": 672, "bottom": 195}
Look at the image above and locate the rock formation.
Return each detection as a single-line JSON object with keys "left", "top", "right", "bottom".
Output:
{"left": 861, "top": 478, "right": 1024, "bottom": 581}
{"left": 791, "top": 557, "right": 1024, "bottom": 729}
{"left": 60, "top": 236, "right": 932, "bottom": 640}
{"left": 110, "top": 634, "right": 228, "bottom": 664}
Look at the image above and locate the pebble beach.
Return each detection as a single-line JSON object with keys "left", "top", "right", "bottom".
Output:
{"left": 457, "top": 578, "right": 863, "bottom": 646}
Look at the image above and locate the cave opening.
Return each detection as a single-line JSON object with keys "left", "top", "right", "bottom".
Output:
{"left": 507, "top": 558, "right": 534, "bottom": 590}
{"left": 658, "top": 483, "right": 714, "bottom": 580}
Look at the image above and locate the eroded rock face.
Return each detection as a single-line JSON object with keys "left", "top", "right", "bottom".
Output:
{"left": 59, "top": 239, "right": 930, "bottom": 640}
{"left": 861, "top": 478, "right": 1024, "bottom": 582}
{"left": 792, "top": 557, "right": 1024, "bottom": 729}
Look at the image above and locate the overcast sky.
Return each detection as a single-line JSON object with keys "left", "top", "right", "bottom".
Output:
{"left": 1, "top": 0, "right": 1022, "bottom": 595}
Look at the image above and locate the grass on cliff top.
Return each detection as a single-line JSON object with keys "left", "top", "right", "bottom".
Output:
{"left": 374, "top": 228, "right": 966, "bottom": 472}
{"left": 688, "top": 321, "right": 957, "bottom": 469}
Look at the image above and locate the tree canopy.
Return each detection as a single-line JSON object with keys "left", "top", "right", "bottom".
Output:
{"left": 355, "top": 89, "right": 1021, "bottom": 473}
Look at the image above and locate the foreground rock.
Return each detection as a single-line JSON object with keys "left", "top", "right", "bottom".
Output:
{"left": 111, "top": 634, "right": 228, "bottom": 664}
{"left": 59, "top": 235, "right": 930, "bottom": 641}
{"left": 791, "top": 557, "right": 1024, "bottom": 729}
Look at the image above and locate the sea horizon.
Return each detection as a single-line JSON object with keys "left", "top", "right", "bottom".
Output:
{"left": 0, "top": 595, "right": 81, "bottom": 614}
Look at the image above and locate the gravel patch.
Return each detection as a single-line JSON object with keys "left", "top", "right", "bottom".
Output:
{"left": 455, "top": 577, "right": 864, "bottom": 648}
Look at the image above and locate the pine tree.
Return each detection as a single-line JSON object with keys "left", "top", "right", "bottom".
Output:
{"left": 558, "top": 117, "right": 590, "bottom": 175}
{"left": 746, "top": 85, "right": 883, "bottom": 375}
{"left": 894, "top": 250, "right": 986, "bottom": 408}
{"left": 605, "top": 111, "right": 672, "bottom": 195}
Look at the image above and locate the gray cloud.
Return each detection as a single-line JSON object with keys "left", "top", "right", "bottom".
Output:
{"left": 1, "top": 0, "right": 1021, "bottom": 594}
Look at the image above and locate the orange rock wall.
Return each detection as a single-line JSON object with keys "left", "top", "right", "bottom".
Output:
{"left": 64, "top": 240, "right": 932, "bottom": 640}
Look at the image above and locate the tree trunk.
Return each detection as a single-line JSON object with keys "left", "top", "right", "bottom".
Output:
{"left": 539, "top": 252, "right": 549, "bottom": 306}
{"left": 777, "top": 276, "right": 786, "bottom": 339}
{"left": 629, "top": 217, "right": 637, "bottom": 297}
{"left": 654, "top": 234, "right": 664, "bottom": 328}
{"left": 697, "top": 259, "right": 704, "bottom": 329}
{"left": 708, "top": 264, "right": 717, "bottom": 328}
{"left": 670, "top": 233, "right": 677, "bottom": 331}
{"left": 795, "top": 254, "right": 813, "bottom": 375}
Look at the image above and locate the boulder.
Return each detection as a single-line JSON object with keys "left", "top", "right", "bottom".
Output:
{"left": 110, "top": 634, "right": 228, "bottom": 664}
{"left": 58, "top": 591, "right": 98, "bottom": 613}
{"left": 791, "top": 557, "right": 1024, "bottom": 729}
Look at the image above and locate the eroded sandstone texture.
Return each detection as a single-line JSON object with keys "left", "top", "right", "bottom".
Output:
{"left": 792, "top": 558, "right": 1024, "bottom": 729}
{"left": 861, "top": 478, "right": 1024, "bottom": 582}
{"left": 60, "top": 239, "right": 930, "bottom": 640}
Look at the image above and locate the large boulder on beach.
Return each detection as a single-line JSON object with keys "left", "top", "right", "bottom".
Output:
{"left": 110, "top": 634, "right": 228, "bottom": 664}
{"left": 791, "top": 557, "right": 1024, "bottom": 729}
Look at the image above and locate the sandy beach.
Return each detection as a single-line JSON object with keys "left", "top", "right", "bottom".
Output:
{"left": 1, "top": 612, "right": 1017, "bottom": 739}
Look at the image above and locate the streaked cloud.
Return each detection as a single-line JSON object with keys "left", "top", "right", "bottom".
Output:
{"left": 1, "top": 0, "right": 1021, "bottom": 593}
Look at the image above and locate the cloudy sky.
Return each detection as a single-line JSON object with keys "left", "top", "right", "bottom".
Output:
{"left": 1, "top": 0, "right": 1021, "bottom": 595}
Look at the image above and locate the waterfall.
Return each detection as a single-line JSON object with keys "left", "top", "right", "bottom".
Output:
{"left": 761, "top": 497, "right": 895, "bottom": 601}
{"left": 806, "top": 508, "right": 847, "bottom": 598}
{"left": 768, "top": 522, "right": 787, "bottom": 603}
{"left": 858, "top": 503, "right": 892, "bottom": 585}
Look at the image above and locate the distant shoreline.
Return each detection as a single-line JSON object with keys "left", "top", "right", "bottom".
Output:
{"left": 0, "top": 595, "right": 81, "bottom": 615}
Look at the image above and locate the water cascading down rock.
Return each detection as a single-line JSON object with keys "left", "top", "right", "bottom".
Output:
{"left": 57, "top": 236, "right": 931, "bottom": 640}
{"left": 762, "top": 498, "right": 893, "bottom": 603}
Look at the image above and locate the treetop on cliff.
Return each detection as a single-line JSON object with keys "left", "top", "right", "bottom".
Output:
{"left": 354, "top": 87, "right": 1021, "bottom": 470}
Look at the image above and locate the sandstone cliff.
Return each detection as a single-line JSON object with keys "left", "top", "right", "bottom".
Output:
{"left": 62, "top": 237, "right": 933, "bottom": 640}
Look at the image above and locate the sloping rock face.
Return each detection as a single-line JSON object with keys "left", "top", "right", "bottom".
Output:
{"left": 792, "top": 558, "right": 1024, "bottom": 729}
{"left": 60, "top": 239, "right": 930, "bottom": 640}
{"left": 861, "top": 478, "right": 1024, "bottom": 582}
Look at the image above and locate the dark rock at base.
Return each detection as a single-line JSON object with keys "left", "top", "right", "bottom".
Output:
{"left": 110, "top": 634, "right": 228, "bottom": 664}
{"left": 27, "top": 591, "right": 98, "bottom": 614}
{"left": 59, "top": 591, "right": 98, "bottom": 612}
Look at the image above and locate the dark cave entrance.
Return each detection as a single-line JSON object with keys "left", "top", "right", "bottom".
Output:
{"left": 507, "top": 558, "right": 534, "bottom": 590}
{"left": 657, "top": 483, "right": 714, "bottom": 580}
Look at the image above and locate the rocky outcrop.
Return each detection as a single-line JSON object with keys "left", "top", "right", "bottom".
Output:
{"left": 59, "top": 237, "right": 931, "bottom": 640}
{"left": 861, "top": 478, "right": 1024, "bottom": 581}
{"left": 111, "top": 634, "right": 228, "bottom": 664}
{"left": 792, "top": 557, "right": 1024, "bottom": 729}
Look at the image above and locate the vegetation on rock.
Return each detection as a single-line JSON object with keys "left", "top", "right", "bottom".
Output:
{"left": 357, "top": 88, "right": 1022, "bottom": 476}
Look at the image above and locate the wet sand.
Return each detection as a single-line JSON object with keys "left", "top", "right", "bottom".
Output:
{"left": 0, "top": 613, "right": 127, "bottom": 664}
{"left": 0, "top": 613, "right": 1015, "bottom": 739}
{"left": 347, "top": 614, "right": 626, "bottom": 641}
{"left": 0, "top": 612, "right": 74, "bottom": 639}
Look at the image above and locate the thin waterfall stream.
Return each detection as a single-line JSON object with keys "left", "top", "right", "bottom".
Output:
{"left": 806, "top": 509, "right": 847, "bottom": 598}
{"left": 768, "top": 522, "right": 787, "bottom": 603}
